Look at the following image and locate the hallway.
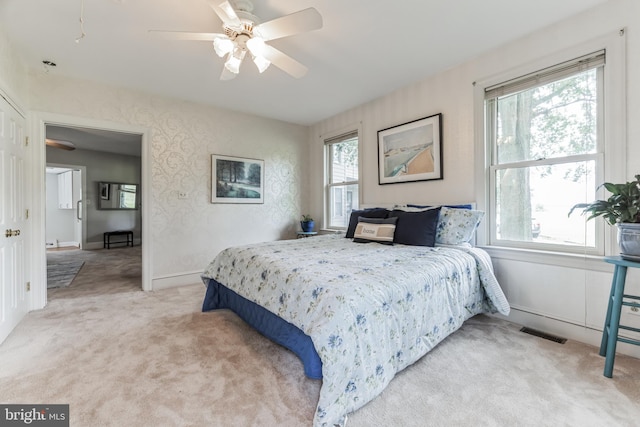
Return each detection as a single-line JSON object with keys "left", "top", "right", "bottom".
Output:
{"left": 47, "top": 245, "right": 142, "bottom": 300}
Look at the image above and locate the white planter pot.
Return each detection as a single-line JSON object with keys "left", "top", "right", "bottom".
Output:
{"left": 617, "top": 223, "right": 640, "bottom": 261}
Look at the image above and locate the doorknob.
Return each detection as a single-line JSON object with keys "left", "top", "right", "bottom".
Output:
{"left": 4, "top": 229, "right": 20, "bottom": 237}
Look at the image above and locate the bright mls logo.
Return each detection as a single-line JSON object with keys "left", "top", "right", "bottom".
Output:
{"left": 1, "top": 405, "right": 69, "bottom": 426}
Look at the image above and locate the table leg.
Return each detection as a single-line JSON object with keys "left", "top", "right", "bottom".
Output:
{"left": 599, "top": 266, "right": 619, "bottom": 356}
{"left": 604, "top": 265, "right": 626, "bottom": 378}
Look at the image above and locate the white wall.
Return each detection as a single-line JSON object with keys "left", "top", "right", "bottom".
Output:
{"left": 0, "top": 27, "right": 28, "bottom": 109}
{"left": 309, "top": 0, "right": 640, "bottom": 357}
{"left": 46, "top": 147, "right": 142, "bottom": 246}
{"left": 26, "top": 74, "right": 309, "bottom": 285}
{"left": 45, "top": 172, "right": 76, "bottom": 246}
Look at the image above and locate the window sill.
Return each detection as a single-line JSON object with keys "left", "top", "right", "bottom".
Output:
{"left": 481, "top": 245, "right": 612, "bottom": 273}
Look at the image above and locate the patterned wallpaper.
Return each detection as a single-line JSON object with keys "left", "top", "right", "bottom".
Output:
{"left": 27, "top": 72, "right": 309, "bottom": 279}
{"left": 0, "top": 28, "right": 29, "bottom": 109}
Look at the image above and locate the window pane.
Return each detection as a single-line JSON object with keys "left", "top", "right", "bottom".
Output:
{"left": 496, "top": 69, "right": 598, "bottom": 164}
{"left": 328, "top": 184, "right": 359, "bottom": 228}
{"left": 330, "top": 137, "right": 358, "bottom": 183}
{"left": 495, "top": 161, "right": 596, "bottom": 247}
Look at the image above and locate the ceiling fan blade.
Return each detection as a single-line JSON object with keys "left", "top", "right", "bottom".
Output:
{"left": 255, "top": 8, "right": 322, "bottom": 41}
{"left": 261, "top": 44, "right": 308, "bottom": 78}
{"left": 148, "top": 30, "right": 227, "bottom": 41}
{"left": 207, "top": 0, "right": 241, "bottom": 27}
{"left": 220, "top": 66, "right": 237, "bottom": 81}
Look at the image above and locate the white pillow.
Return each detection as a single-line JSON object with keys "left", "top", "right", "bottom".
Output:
{"left": 353, "top": 217, "right": 397, "bottom": 245}
{"left": 436, "top": 207, "right": 484, "bottom": 245}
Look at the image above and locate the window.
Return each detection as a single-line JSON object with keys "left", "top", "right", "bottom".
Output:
{"left": 325, "top": 131, "right": 359, "bottom": 229}
{"left": 485, "top": 51, "right": 604, "bottom": 253}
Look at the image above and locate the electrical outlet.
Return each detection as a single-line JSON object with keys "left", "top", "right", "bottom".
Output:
{"left": 178, "top": 191, "right": 188, "bottom": 199}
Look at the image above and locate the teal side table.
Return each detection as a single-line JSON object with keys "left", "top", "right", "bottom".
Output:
{"left": 600, "top": 256, "right": 640, "bottom": 378}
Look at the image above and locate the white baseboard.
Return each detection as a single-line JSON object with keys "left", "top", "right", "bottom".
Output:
{"left": 152, "top": 271, "right": 203, "bottom": 291}
{"left": 495, "top": 308, "right": 640, "bottom": 359}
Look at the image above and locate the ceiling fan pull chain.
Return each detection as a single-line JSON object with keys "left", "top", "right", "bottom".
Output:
{"left": 75, "top": 0, "right": 86, "bottom": 44}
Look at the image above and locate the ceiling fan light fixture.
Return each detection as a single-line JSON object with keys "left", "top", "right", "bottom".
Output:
{"left": 253, "top": 55, "right": 271, "bottom": 73}
{"left": 45, "top": 138, "right": 76, "bottom": 151}
{"left": 246, "top": 36, "right": 266, "bottom": 56}
{"left": 213, "top": 37, "right": 235, "bottom": 57}
{"left": 224, "top": 49, "right": 246, "bottom": 74}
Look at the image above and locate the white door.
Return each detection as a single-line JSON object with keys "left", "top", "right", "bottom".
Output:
{"left": 72, "top": 169, "right": 82, "bottom": 248}
{"left": 0, "top": 94, "right": 29, "bottom": 344}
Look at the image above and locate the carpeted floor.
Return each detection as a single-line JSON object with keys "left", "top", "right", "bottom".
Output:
{"left": 1, "top": 270, "right": 639, "bottom": 426}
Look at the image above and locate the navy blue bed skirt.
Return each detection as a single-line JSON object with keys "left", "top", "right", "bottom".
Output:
{"left": 202, "top": 278, "right": 323, "bottom": 380}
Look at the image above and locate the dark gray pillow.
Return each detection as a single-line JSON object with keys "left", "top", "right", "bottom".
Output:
{"left": 388, "top": 207, "right": 441, "bottom": 246}
{"left": 345, "top": 208, "right": 389, "bottom": 238}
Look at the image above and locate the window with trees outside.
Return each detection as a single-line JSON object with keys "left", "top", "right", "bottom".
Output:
{"left": 485, "top": 51, "right": 604, "bottom": 254}
{"left": 325, "top": 131, "right": 359, "bottom": 229}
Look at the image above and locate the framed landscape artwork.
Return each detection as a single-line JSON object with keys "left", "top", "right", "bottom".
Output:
{"left": 211, "top": 154, "right": 264, "bottom": 204}
{"left": 377, "top": 113, "right": 443, "bottom": 185}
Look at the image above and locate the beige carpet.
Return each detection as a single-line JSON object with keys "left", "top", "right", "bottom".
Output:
{"left": 1, "top": 250, "right": 640, "bottom": 426}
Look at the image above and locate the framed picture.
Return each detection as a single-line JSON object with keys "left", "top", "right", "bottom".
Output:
{"left": 211, "top": 154, "right": 264, "bottom": 204}
{"left": 99, "top": 182, "right": 111, "bottom": 200}
{"left": 377, "top": 113, "right": 442, "bottom": 185}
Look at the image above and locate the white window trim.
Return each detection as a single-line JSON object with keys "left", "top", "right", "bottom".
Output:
{"left": 320, "top": 122, "right": 363, "bottom": 231}
{"left": 473, "top": 29, "right": 627, "bottom": 267}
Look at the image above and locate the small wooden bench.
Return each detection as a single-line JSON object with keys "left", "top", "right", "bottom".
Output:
{"left": 103, "top": 230, "right": 134, "bottom": 249}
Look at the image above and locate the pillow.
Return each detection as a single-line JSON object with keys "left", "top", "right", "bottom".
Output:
{"left": 388, "top": 207, "right": 441, "bottom": 246}
{"left": 345, "top": 208, "right": 389, "bottom": 238}
{"left": 436, "top": 206, "right": 484, "bottom": 245}
{"left": 407, "top": 203, "right": 473, "bottom": 210}
{"left": 353, "top": 217, "right": 397, "bottom": 245}
{"left": 392, "top": 205, "right": 437, "bottom": 212}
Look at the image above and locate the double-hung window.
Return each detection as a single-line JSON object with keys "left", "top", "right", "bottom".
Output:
{"left": 485, "top": 51, "right": 605, "bottom": 254}
{"left": 325, "top": 131, "right": 359, "bottom": 230}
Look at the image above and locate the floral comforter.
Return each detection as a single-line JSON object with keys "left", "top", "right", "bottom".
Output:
{"left": 202, "top": 234, "right": 509, "bottom": 427}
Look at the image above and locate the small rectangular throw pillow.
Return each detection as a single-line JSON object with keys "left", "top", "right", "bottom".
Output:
{"left": 353, "top": 216, "right": 397, "bottom": 245}
{"left": 345, "top": 208, "right": 389, "bottom": 238}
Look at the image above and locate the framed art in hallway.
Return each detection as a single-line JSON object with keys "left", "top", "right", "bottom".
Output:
{"left": 100, "top": 182, "right": 111, "bottom": 200}
{"left": 377, "top": 113, "right": 442, "bottom": 184}
{"left": 211, "top": 154, "right": 264, "bottom": 204}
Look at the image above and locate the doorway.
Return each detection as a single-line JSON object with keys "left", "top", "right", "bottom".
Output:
{"left": 45, "top": 165, "right": 84, "bottom": 250}
{"left": 44, "top": 123, "right": 144, "bottom": 296}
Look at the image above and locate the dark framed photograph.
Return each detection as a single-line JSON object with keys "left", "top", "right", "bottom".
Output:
{"left": 211, "top": 154, "right": 264, "bottom": 204}
{"left": 99, "top": 182, "right": 111, "bottom": 200}
{"left": 377, "top": 113, "right": 442, "bottom": 185}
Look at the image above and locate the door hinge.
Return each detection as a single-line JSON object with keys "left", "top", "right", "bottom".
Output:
{"left": 25, "top": 209, "right": 29, "bottom": 219}
{"left": 26, "top": 282, "right": 30, "bottom": 292}
{"left": 25, "top": 136, "right": 29, "bottom": 147}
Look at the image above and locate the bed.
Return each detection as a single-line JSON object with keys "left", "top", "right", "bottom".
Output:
{"left": 201, "top": 206, "right": 510, "bottom": 427}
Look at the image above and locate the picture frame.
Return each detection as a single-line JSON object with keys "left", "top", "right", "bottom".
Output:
{"left": 211, "top": 154, "right": 264, "bottom": 204}
{"left": 99, "top": 182, "right": 111, "bottom": 200}
{"left": 377, "top": 113, "right": 442, "bottom": 185}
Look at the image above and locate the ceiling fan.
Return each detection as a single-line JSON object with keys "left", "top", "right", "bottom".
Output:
{"left": 150, "top": 0, "right": 323, "bottom": 80}
{"left": 45, "top": 139, "right": 76, "bottom": 151}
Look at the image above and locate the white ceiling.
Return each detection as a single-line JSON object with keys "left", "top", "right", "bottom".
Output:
{"left": 46, "top": 125, "right": 142, "bottom": 156}
{"left": 2, "top": 0, "right": 608, "bottom": 126}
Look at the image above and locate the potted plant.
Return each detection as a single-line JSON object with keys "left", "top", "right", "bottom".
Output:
{"left": 300, "top": 214, "right": 315, "bottom": 233}
{"left": 569, "top": 174, "right": 640, "bottom": 260}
